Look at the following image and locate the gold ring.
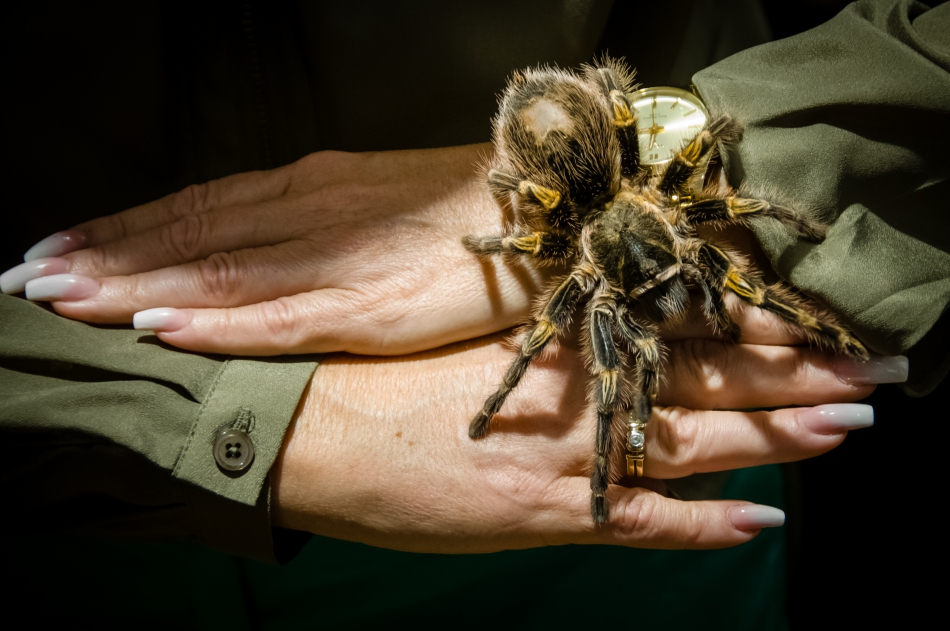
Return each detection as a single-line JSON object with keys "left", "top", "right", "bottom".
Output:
{"left": 625, "top": 411, "right": 646, "bottom": 477}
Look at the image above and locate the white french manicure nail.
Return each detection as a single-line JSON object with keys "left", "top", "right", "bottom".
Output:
{"left": 24, "top": 230, "right": 87, "bottom": 262}
{"left": 799, "top": 403, "right": 874, "bottom": 435}
{"left": 24, "top": 274, "right": 99, "bottom": 302}
{"left": 834, "top": 354, "right": 908, "bottom": 385}
{"left": 133, "top": 308, "right": 192, "bottom": 332}
{"left": 1, "top": 258, "right": 70, "bottom": 294}
{"left": 728, "top": 505, "right": 785, "bottom": 530}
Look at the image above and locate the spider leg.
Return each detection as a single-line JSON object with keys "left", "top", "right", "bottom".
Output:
{"left": 487, "top": 169, "right": 576, "bottom": 230}
{"left": 683, "top": 196, "right": 825, "bottom": 241}
{"left": 687, "top": 244, "right": 742, "bottom": 342}
{"left": 697, "top": 271, "right": 742, "bottom": 343}
{"left": 469, "top": 269, "right": 593, "bottom": 439}
{"left": 592, "top": 67, "right": 641, "bottom": 178}
{"left": 462, "top": 230, "right": 573, "bottom": 262}
{"left": 613, "top": 304, "right": 663, "bottom": 422}
{"left": 488, "top": 169, "right": 561, "bottom": 210}
{"left": 658, "top": 116, "right": 742, "bottom": 198}
{"left": 700, "top": 243, "right": 870, "bottom": 360}
{"left": 587, "top": 296, "right": 624, "bottom": 523}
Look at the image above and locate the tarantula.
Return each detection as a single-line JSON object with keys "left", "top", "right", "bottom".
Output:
{"left": 463, "top": 58, "right": 869, "bottom": 524}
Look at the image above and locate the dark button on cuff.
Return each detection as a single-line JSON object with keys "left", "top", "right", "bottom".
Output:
{"left": 214, "top": 428, "right": 255, "bottom": 472}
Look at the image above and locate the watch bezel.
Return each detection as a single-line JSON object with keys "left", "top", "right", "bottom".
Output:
{"left": 626, "top": 86, "right": 709, "bottom": 169}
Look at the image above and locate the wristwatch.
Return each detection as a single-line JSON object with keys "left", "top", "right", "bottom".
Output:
{"left": 627, "top": 86, "right": 708, "bottom": 171}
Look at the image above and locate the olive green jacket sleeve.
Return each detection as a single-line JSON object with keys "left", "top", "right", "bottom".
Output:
{"left": 0, "top": 295, "right": 318, "bottom": 563}
{"left": 694, "top": 0, "right": 950, "bottom": 395}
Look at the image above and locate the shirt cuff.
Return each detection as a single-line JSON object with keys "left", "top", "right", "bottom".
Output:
{"left": 174, "top": 356, "right": 318, "bottom": 563}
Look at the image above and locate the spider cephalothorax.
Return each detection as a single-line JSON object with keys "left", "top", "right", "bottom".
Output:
{"left": 464, "top": 57, "right": 869, "bottom": 524}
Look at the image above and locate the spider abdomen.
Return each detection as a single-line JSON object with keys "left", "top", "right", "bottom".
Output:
{"left": 492, "top": 68, "right": 621, "bottom": 228}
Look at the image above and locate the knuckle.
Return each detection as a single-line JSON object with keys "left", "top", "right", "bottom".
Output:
{"left": 73, "top": 245, "right": 111, "bottom": 276}
{"left": 169, "top": 183, "right": 215, "bottom": 218}
{"left": 680, "top": 504, "right": 706, "bottom": 548}
{"left": 672, "top": 412, "right": 703, "bottom": 465}
{"left": 269, "top": 163, "right": 295, "bottom": 196}
{"left": 299, "top": 150, "right": 330, "bottom": 171}
{"left": 196, "top": 252, "right": 241, "bottom": 303}
{"left": 754, "top": 409, "right": 784, "bottom": 451}
{"left": 307, "top": 149, "right": 345, "bottom": 168}
{"left": 120, "top": 272, "right": 143, "bottom": 304}
{"left": 292, "top": 150, "right": 341, "bottom": 184}
{"left": 479, "top": 464, "right": 561, "bottom": 516}
{"left": 297, "top": 150, "right": 365, "bottom": 204}
{"left": 655, "top": 407, "right": 701, "bottom": 470}
{"left": 104, "top": 212, "right": 131, "bottom": 242}
{"left": 792, "top": 351, "right": 817, "bottom": 390}
{"left": 257, "top": 297, "right": 301, "bottom": 343}
{"left": 162, "top": 213, "right": 210, "bottom": 261}
{"left": 617, "top": 490, "right": 660, "bottom": 538}
{"left": 617, "top": 491, "right": 704, "bottom": 548}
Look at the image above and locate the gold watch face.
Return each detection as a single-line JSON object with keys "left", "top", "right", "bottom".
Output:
{"left": 628, "top": 87, "right": 708, "bottom": 168}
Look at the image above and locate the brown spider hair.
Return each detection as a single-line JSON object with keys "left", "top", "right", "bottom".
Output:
{"left": 465, "top": 56, "right": 867, "bottom": 523}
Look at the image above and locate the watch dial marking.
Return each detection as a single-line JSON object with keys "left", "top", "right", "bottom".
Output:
{"left": 630, "top": 89, "right": 708, "bottom": 164}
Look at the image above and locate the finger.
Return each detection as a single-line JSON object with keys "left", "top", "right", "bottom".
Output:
{"left": 69, "top": 167, "right": 294, "bottom": 247}
{"left": 642, "top": 403, "right": 873, "bottom": 480}
{"left": 133, "top": 291, "right": 363, "bottom": 355}
{"left": 63, "top": 197, "right": 301, "bottom": 278}
{"left": 134, "top": 279, "right": 522, "bottom": 356}
{"left": 548, "top": 478, "right": 781, "bottom": 549}
{"left": 49, "top": 240, "right": 324, "bottom": 322}
{"left": 661, "top": 292, "right": 806, "bottom": 346}
{"left": 657, "top": 338, "right": 878, "bottom": 409}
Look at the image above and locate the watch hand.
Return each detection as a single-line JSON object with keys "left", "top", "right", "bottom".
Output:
{"left": 637, "top": 123, "right": 663, "bottom": 150}
{"left": 650, "top": 98, "right": 658, "bottom": 149}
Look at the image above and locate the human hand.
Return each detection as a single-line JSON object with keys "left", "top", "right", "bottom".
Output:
{"left": 270, "top": 307, "right": 897, "bottom": 553}
{"left": 3, "top": 144, "right": 547, "bottom": 355}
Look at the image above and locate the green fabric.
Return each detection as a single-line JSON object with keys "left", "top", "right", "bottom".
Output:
{"left": 694, "top": 0, "right": 950, "bottom": 395}
{"left": 0, "top": 295, "right": 318, "bottom": 562}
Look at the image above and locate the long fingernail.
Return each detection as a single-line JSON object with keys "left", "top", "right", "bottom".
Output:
{"left": 834, "top": 355, "right": 908, "bottom": 385}
{"left": 1, "top": 258, "right": 70, "bottom": 294}
{"left": 799, "top": 403, "right": 874, "bottom": 435}
{"left": 728, "top": 505, "right": 785, "bottom": 530}
{"left": 134, "top": 307, "right": 192, "bottom": 332}
{"left": 24, "top": 230, "right": 87, "bottom": 262}
{"left": 25, "top": 274, "right": 99, "bottom": 301}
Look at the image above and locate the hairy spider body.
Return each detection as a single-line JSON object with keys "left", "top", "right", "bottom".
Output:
{"left": 464, "top": 58, "right": 868, "bottom": 524}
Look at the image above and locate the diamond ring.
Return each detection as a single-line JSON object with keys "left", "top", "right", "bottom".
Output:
{"left": 625, "top": 410, "right": 646, "bottom": 477}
